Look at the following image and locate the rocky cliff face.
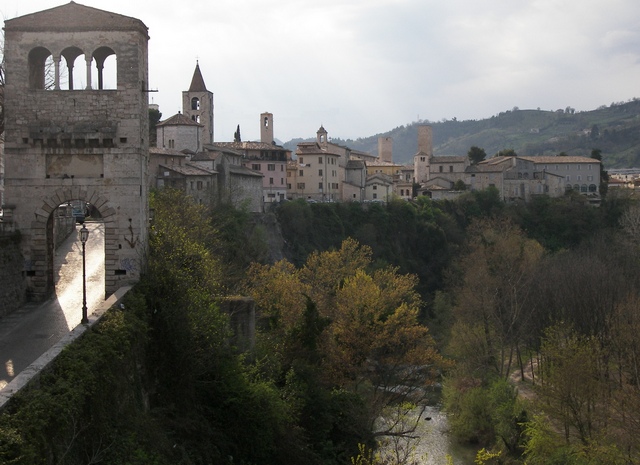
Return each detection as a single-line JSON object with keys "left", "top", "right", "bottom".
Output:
{"left": 249, "top": 212, "right": 286, "bottom": 264}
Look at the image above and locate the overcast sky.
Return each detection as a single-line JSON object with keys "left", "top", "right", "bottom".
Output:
{"left": 3, "top": 0, "right": 640, "bottom": 143}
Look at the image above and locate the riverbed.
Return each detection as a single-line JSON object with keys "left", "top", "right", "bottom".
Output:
{"left": 378, "top": 404, "right": 478, "bottom": 465}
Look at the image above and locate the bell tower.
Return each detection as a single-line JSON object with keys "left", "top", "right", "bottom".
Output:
{"left": 182, "top": 62, "right": 214, "bottom": 146}
{"left": 260, "top": 112, "right": 274, "bottom": 144}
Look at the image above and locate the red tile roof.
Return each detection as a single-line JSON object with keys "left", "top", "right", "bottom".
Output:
{"left": 157, "top": 113, "right": 203, "bottom": 127}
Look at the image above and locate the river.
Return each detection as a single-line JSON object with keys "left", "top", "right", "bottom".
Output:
{"left": 377, "top": 404, "right": 478, "bottom": 465}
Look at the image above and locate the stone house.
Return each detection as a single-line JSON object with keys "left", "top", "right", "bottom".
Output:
{"left": 156, "top": 112, "right": 203, "bottom": 153}
{"left": 209, "top": 113, "right": 291, "bottom": 205}
{"left": 413, "top": 125, "right": 600, "bottom": 202}
{"left": 191, "top": 146, "right": 263, "bottom": 212}
{"left": 289, "top": 127, "right": 343, "bottom": 201}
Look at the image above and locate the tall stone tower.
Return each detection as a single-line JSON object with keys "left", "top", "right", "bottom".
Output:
{"left": 378, "top": 136, "right": 393, "bottom": 163}
{"left": 414, "top": 125, "right": 433, "bottom": 184}
{"left": 260, "top": 112, "right": 274, "bottom": 144}
{"left": 182, "top": 62, "right": 214, "bottom": 146}
{"left": 3, "top": 2, "right": 150, "bottom": 299}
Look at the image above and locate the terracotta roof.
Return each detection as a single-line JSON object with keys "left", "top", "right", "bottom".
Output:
{"left": 210, "top": 141, "right": 288, "bottom": 151}
{"left": 159, "top": 163, "right": 216, "bottom": 176}
{"left": 366, "top": 159, "right": 401, "bottom": 167}
{"left": 520, "top": 156, "right": 600, "bottom": 164}
{"left": 229, "top": 165, "right": 263, "bottom": 177}
{"left": 431, "top": 156, "right": 468, "bottom": 164}
{"left": 188, "top": 63, "right": 208, "bottom": 92}
{"left": 200, "top": 145, "right": 244, "bottom": 157}
{"left": 149, "top": 147, "right": 189, "bottom": 156}
{"left": 191, "top": 151, "right": 221, "bottom": 161}
{"left": 157, "top": 112, "right": 203, "bottom": 127}
{"left": 5, "top": 2, "right": 148, "bottom": 36}
{"left": 346, "top": 160, "right": 365, "bottom": 169}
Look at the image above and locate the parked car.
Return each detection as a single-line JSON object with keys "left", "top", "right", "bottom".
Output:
{"left": 72, "top": 208, "right": 85, "bottom": 224}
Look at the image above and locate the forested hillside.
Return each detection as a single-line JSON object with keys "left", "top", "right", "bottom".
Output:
{"left": 2, "top": 189, "right": 640, "bottom": 464}
{"left": 285, "top": 99, "right": 640, "bottom": 169}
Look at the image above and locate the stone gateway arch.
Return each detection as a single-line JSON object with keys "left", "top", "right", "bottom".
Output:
{"left": 3, "top": 2, "right": 150, "bottom": 300}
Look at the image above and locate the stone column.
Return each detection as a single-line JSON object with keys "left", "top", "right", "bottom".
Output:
{"left": 85, "top": 56, "right": 92, "bottom": 90}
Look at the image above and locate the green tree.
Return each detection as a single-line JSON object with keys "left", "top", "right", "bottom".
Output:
{"left": 495, "top": 149, "right": 516, "bottom": 157}
{"left": 591, "top": 148, "right": 608, "bottom": 197}
{"left": 468, "top": 146, "right": 487, "bottom": 165}
{"left": 244, "top": 239, "right": 449, "bottom": 441}
{"left": 449, "top": 218, "right": 544, "bottom": 378}
{"left": 148, "top": 107, "right": 162, "bottom": 147}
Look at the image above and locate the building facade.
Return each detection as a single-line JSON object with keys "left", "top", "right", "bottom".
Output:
{"left": 3, "top": 2, "right": 150, "bottom": 299}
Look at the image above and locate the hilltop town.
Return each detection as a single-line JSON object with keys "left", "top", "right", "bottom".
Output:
{"left": 150, "top": 64, "right": 605, "bottom": 212}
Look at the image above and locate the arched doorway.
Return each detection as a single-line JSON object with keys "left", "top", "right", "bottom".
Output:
{"left": 47, "top": 200, "right": 106, "bottom": 327}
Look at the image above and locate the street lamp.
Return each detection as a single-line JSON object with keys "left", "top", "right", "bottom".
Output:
{"left": 79, "top": 224, "right": 90, "bottom": 325}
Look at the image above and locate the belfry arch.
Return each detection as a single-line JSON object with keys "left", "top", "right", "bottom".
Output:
{"left": 3, "top": 3, "right": 150, "bottom": 301}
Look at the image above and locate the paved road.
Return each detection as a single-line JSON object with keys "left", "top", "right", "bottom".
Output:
{"left": 0, "top": 222, "right": 105, "bottom": 389}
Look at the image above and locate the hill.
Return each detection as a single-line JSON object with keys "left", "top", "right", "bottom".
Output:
{"left": 284, "top": 99, "right": 640, "bottom": 169}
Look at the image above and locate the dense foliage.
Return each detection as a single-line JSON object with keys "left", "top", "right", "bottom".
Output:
{"left": 2, "top": 186, "right": 640, "bottom": 464}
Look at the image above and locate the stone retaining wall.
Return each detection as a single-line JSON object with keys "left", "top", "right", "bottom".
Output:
{"left": 0, "top": 234, "right": 27, "bottom": 318}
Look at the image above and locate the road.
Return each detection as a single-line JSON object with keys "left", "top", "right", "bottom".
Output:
{"left": 0, "top": 222, "right": 105, "bottom": 389}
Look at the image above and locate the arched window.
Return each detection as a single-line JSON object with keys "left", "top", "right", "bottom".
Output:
{"left": 28, "top": 47, "right": 53, "bottom": 90}
{"left": 589, "top": 184, "right": 597, "bottom": 192}
{"left": 60, "top": 46, "right": 85, "bottom": 90}
{"left": 574, "top": 184, "right": 580, "bottom": 191}
{"left": 581, "top": 184, "right": 588, "bottom": 192}
{"left": 92, "top": 46, "right": 117, "bottom": 90}
{"left": 191, "top": 97, "right": 200, "bottom": 110}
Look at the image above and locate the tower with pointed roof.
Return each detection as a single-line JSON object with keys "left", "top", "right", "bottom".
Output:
{"left": 182, "top": 62, "right": 214, "bottom": 148}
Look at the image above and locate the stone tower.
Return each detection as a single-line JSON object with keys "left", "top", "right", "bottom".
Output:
{"left": 316, "top": 125, "right": 328, "bottom": 147}
{"left": 378, "top": 136, "right": 393, "bottom": 163}
{"left": 260, "top": 112, "right": 274, "bottom": 144}
{"left": 3, "top": 2, "right": 150, "bottom": 299}
{"left": 182, "top": 62, "right": 214, "bottom": 146}
{"left": 413, "top": 125, "right": 433, "bottom": 184}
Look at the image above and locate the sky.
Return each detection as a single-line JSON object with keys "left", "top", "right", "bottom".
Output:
{"left": 3, "top": 0, "right": 640, "bottom": 143}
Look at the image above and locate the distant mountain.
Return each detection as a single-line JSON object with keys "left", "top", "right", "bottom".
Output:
{"left": 284, "top": 100, "right": 640, "bottom": 169}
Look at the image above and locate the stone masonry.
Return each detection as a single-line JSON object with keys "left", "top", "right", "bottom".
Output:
{"left": 3, "top": 3, "right": 150, "bottom": 300}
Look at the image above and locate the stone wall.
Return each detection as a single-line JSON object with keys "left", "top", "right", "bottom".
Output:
{"left": 218, "top": 296, "right": 255, "bottom": 353}
{"left": 0, "top": 233, "right": 27, "bottom": 318}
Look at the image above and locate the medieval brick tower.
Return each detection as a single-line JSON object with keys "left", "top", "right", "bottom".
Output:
{"left": 260, "top": 112, "right": 274, "bottom": 144}
{"left": 182, "top": 62, "right": 214, "bottom": 147}
{"left": 413, "top": 125, "right": 433, "bottom": 184}
{"left": 3, "top": 2, "right": 150, "bottom": 299}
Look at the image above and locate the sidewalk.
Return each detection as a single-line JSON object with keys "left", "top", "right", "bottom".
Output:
{"left": 0, "top": 222, "right": 105, "bottom": 390}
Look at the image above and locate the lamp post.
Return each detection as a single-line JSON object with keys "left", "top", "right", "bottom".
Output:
{"left": 79, "top": 224, "right": 90, "bottom": 324}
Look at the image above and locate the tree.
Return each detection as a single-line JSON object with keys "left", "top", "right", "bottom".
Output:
{"left": 234, "top": 124, "right": 241, "bottom": 142}
{"left": 468, "top": 146, "right": 487, "bottom": 165}
{"left": 591, "top": 148, "right": 608, "bottom": 197}
{"left": 449, "top": 218, "right": 544, "bottom": 378}
{"left": 467, "top": 145, "right": 487, "bottom": 165}
{"left": 148, "top": 107, "right": 162, "bottom": 147}
{"left": 453, "top": 179, "right": 467, "bottom": 191}
{"left": 244, "top": 239, "right": 449, "bottom": 441}
{"left": 495, "top": 149, "right": 516, "bottom": 157}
